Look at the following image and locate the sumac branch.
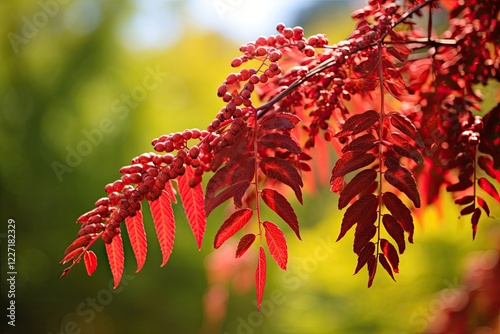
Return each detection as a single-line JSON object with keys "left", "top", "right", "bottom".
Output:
{"left": 61, "top": 0, "right": 500, "bottom": 307}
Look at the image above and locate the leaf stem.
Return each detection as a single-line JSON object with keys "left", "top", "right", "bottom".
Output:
{"left": 376, "top": 44, "right": 386, "bottom": 269}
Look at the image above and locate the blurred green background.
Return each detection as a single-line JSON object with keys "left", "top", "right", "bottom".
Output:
{"left": 1, "top": 1, "right": 499, "bottom": 333}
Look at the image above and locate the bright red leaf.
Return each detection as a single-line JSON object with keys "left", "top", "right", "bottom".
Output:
{"left": 178, "top": 165, "right": 207, "bottom": 250}
{"left": 214, "top": 209, "right": 253, "bottom": 248}
{"left": 261, "top": 188, "right": 301, "bottom": 240}
{"left": 260, "top": 157, "right": 303, "bottom": 203}
{"left": 84, "top": 251, "right": 98, "bottom": 276}
{"left": 106, "top": 234, "right": 124, "bottom": 289}
{"left": 236, "top": 234, "right": 256, "bottom": 258}
{"left": 124, "top": 205, "right": 147, "bottom": 273}
{"left": 255, "top": 246, "right": 267, "bottom": 311}
{"left": 263, "top": 221, "right": 288, "bottom": 270}
{"left": 149, "top": 190, "right": 176, "bottom": 267}
{"left": 478, "top": 177, "right": 500, "bottom": 204}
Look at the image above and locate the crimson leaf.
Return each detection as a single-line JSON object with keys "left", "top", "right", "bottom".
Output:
{"left": 214, "top": 209, "right": 253, "bottom": 248}
{"left": 384, "top": 157, "right": 421, "bottom": 208}
{"left": 260, "top": 157, "right": 303, "bottom": 204}
{"left": 383, "top": 192, "right": 414, "bottom": 243}
{"left": 236, "top": 234, "right": 256, "bottom": 258}
{"left": 338, "top": 169, "right": 377, "bottom": 209}
{"left": 337, "top": 194, "right": 378, "bottom": 241}
{"left": 260, "top": 133, "right": 301, "bottom": 154}
{"left": 261, "top": 188, "right": 301, "bottom": 240}
{"left": 263, "top": 221, "right": 288, "bottom": 270}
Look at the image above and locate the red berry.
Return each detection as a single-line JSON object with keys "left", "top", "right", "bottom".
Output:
{"left": 226, "top": 73, "right": 238, "bottom": 84}
{"left": 283, "top": 28, "right": 294, "bottom": 39}
{"left": 231, "top": 58, "right": 242, "bottom": 67}
{"left": 276, "top": 23, "right": 286, "bottom": 33}
{"left": 269, "top": 51, "right": 282, "bottom": 62}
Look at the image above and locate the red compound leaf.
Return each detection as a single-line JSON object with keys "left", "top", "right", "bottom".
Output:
{"left": 260, "top": 157, "right": 303, "bottom": 204}
{"left": 60, "top": 247, "right": 85, "bottom": 265}
{"left": 478, "top": 177, "right": 500, "bottom": 205}
{"left": 261, "top": 188, "right": 301, "bottom": 240}
{"left": 367, "top": 254, "right": 377, "bottom": 288}
{"left": 149, "top": 190, "right": 176, "bottom": 267}
{"left": 84, "top": 251, "right": 98, "bottom": 276}
{"left": 106, "top": 234, "right": 124, "bottom": 289}
{"left": 263, "top": 221, "right": 288, "bottom": 270}
{"left": 236, "top": 234, "right": 256, "bottom": 258}
{"left": 214, "top": 208, "right": 253, "bottom": 249}
{"left": 124, "top": 205, "right": 147, "bottom": 273}
{"left": 255, "top": 246, "right": 267, "bottom": 311}
{"left": 178, "top": 165, "right": 207, "bottom": 250}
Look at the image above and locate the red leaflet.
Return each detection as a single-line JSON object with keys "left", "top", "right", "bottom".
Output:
{"left": 261, "top": 188, "right": 301, "bottom": 239}
{"left": 337, "top": 194, "right": 378, "bottom": 241}
{"left": 478, "top": 156, "right": 500, "bottom": 183}
{"left": 389, "top": 113, "right": 424, "bottom": 147}
{"left": 341, "top": 134, "right": 377, "bottom": 154}
{"left": 354, "top": 242, "right": 375, "bottom": 275}
{"left": 263, "top": 221, "right": 288, "bottom": 270}
{"left": 149, "top": 190, "right": 176, "bottom": 267}
{"left": 205, "top": 180, "right": 251, "bottom": 216}
{"left": 106, "top": 234, "right": 124, "bottom": 289}
{"left": 380, "top": 239, "right": 399, "bottom": 273}
{"left": 335, "top": 110, "right": 379, "bottom": 138}
{"left": 382, "top": 214, "right": 406, "bottom": 254}
{"left": 338, "top": 169, "right": 377, "bottom": 209}
{"left": 384, "top": 157, "right": 421, "bottom": 208}
{"left": 378, "top": 253, "right": 396, "bottom": 281}
{"left": 460, "top": 204, "right": 475, "bottom": 216}
{"left": 60, "top": 247, "right": 84, "bottom": 265}
{"left": 383, "top": 192, "right": 414, "bottom": 243}
{"left": 478, "top": 177, "right": 500, "bottom": 204}
{"left": 178, "top": 165, "right": 207, "bottom": 250}
{"left": 255, "top": 246, "right": 266, "bottom": 311}
{"left": 446, "top": 179, "right": 474, "bottom": 192}
{"left": 367, "top": 254, "right": 377, "bottom": 288}
{"left": 124, "top": 205, "right": 147, "bottom": 273}
{"left": 260, "top": 133, "right": 301, "bottom": 154}
{"left": 236, "top": 234, "right": 256, "bottom": 258}
{"left": 390, "top": 132, "right": 424, "bottom": 165}
{"left": 261, "top": 113, "right": 300, "bottom": 130}
{"left": 164, "top": 180, "right": 177, "bottom": 204}
{"left": 471, "top": 208, "right": 481, "bottom": 240}
{"left": 84, "top": 251, "right": 98, "bottom": 276}
{"left": 477, "top": 197, "right": 490, "bottom": 216}
{"left": 64, "top": 235, "right": 91, "bottom": 255}
{"left": 214, "top": 209, "right": 253, "bottom": 248}
{"left": 353, "top": 220, "right": 377, "bottom": 255}
{"left": 454, "top": 195, "right": 475, "bottom": 205}
{"left": 260, "top": 157, "right": 303, "bottom": 204}
{"left": 330, "top": 152, "right": 376, "bottom": 193}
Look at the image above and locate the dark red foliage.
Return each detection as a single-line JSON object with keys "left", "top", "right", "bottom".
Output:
{"left": 61, "top": 0, "right": 500, "bottom": 311}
